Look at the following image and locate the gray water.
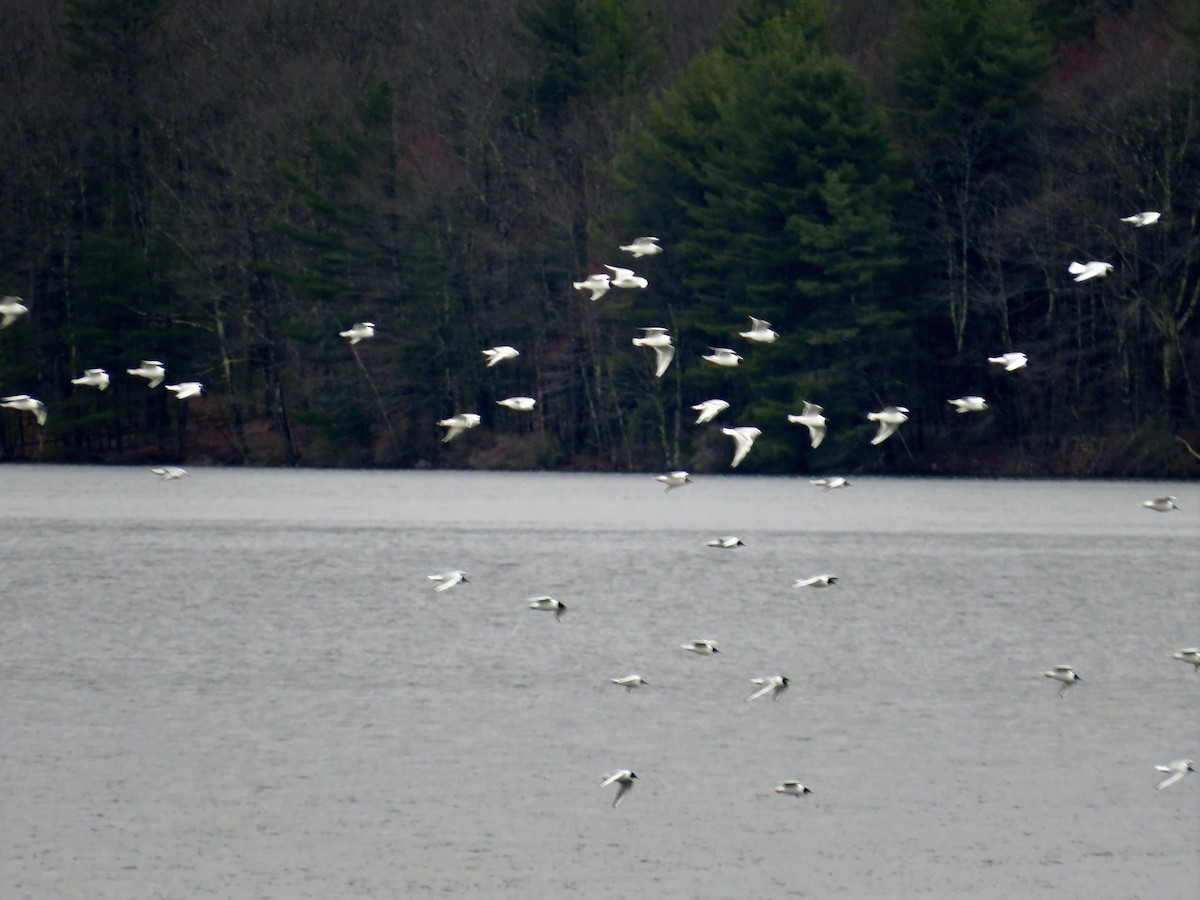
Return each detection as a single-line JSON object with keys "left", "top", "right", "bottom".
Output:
{"left": 2, "top": 466, "right": 1197, "bottom": 899}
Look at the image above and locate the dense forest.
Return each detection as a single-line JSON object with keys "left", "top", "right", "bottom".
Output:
{"left": 1, "top": 0, "right": 1198, "bottom": 476}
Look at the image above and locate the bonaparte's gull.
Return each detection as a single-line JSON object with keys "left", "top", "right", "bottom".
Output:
{"left": 632, "top": 327, "right": 675, "bottom": 378}
{"left": 1154, "top": 759, "right": 1194, "bottom": 790}
{"left": 948, "top": 395, "right": 987, "bottom": 413}
{"left": 721, "top": 426, "right": 761, "bottom": 468}
{"left": 1142, "top": 496, "right": 1179, "bottom": 512}
{"left": 706, "top": 536, "right": 744, "bottom": 548}
{"left": 611, "top": 674, "right": 648, "bottom": 692}
{"left": 655, "top": 471, "right": 691, "bottom": 492}
{"left": 601, "top": 770, "right": 638, "bottom": 807}
{"left": 482, "top": 345, "right": 520, "bottom": 367}
{"left": 150, "top": 466, "right": 190, "bottom": 480}
{"left": 1068, "top": 260, "right": 1113, "bottom": 282}
{"left": 527, "top": 595, "right": 567, "bottom": 621}
{"left": 573, "top": 273, "right": 611, "bottom": 301}
{"left": 428, "top": 570, "right": 469, "bottom": 592}
{"left": 774, "top": 781, "right": 812, "bottom": 797}
{"left": 1042, "top": 665, "right": 1080, "bottom": 697}
{"left": 127, "top": 360, "right": 165, "bottom": 388}
{"left": 745, "top": 675, "right": 789, "bottom": 702}
{"left": 0, "top": 296, "right": 28, "bottom": 328}
{"left": 339, "top": 322, "right": 376, "bottom": 344}
{"left": 692, "top": 399, "right": 729, "bottom": 424}
{"left": 619, "top": 236, "right": 662, "bottom": 258}
{"left": 605, "top": 264, "right": 648, "bottom": 289}
{"left": 438, "top": 413, "right": 481, "bottom": 443}
{"left": 739, "top": 316, "right": 778, "bottom": 343}
{"left": 1121, "top": 211, "right": 1160, "bottom": 227}
{"left": 681, "top": 639, "right": 719, "bottom": 655}
{"left": 793, "top": 574, "right": 837, "bottom": 588}
{"left": 0, "top": 394, "right": 46, "bottom": 426}
{"left": 165, "top": 381, "right": 203, "bottom": 400}
{"left": 988, "top": 351, "right": 1027, "bottom": 371}
{"left": 703, "top": 347, "right": 742, "bottom": 367}
{"left": 1171, "top": 648, "right": 1200, "bottom": 672}
{"left": 867, "top": 406, "right": 909, "bottom": 445}
{"left": 497, "top": 396, "right": 536, "bottom": 411}
{"left": 788, "top": 402, "right": 827, "bottom": 448}
{"left": 70, "top": 368, "right": 110, "bottom": 391}
{"left": 810, "top": 476, "right": 850, "bottom": 491}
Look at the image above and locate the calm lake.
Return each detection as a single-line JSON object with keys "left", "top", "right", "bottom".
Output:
{"left": 2, "top": 466, "right": 1197, "bottom": 898}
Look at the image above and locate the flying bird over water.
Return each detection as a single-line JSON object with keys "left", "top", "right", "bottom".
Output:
{"left": 150, "top": 466, "right": 190, "bottom": 480}
{"left": 692, "top": 399, "right": 729, "bottom": 425}
{"left": 788, "top": 402, "right": 827, "bottom": 448}
{"left": 619, "top": 236, "right": 662, "bottom": 258}
{"left": 71, "top": 368, "right": 110, "bottom": 391}
{"left": 706, "top": 536, "right": 744, "bottom": 549}
{"left": 793, "top": 574, "right": 837, "bottom": 588}
{"left": 604, "top": 265, "right": 648, "bottom": 289}
{"left": 601, "top": 770, "right": 638, "bottom": 808}
{"left": 1121, "top": 211, "right": 1160, "bottom": 227}
{"left": 631, "top": 327, "right": 675, "bottom": 378}
{"left": 745, "top": 675, "right": 789, "bottom": 702}
{"left": 681, "top": 639, "right": 719, "bottom": 655}
{"left": 127, "top": 360, "right": 166, "bottom": 388}
{"left": 655, "top": 471, "right": 691, "bottom": 492}
{"left": 1154, "top": 759, "right": 1194, "bottom": 790}
{"left": 948, "top": 396, "right": 988, "bottom": 414}
{"left": 774, "top": 781, "right": 812, "bottom": 798}
{"left": 721, "top": 426, "right": 761, "bottom": 468}
{"left": 0, "top": 296, "right": 28, "bottom": 328}
{"left": 988, "top": 352, "right": 1027, "bottom": 372}
{"left": 573, "top": 273, "right": 611, "bottom": 301}
{"left": 527, "top": 596, "right": 567, "bottom": 621}
{"left": 1, "top": 394, "right": 46, "bottom": 426}
{"left": 739, "top": 316, "right": 778, "bottom": 343}
{"left": 1172, "top": 648, "right": 1200, "bottom": 672}
{"left": 438, "top": 413, "right": 481, "bottom": 443}
{"left": 1142, "top": 496, "right": 1179, "bottom": 512}
{"left": 810, "top": 476, "right": 850, "bottom": 491}
{"left": 482, "top": 345, "right": 520, "bottom": 367}
{"left": 867, "top": 406, "right": 909, "bottom": 445}
{"left": 339, "top": 322, "right": 375, "bottom": 345}
{"left": 165, "top": 382, "right": 203, "bottom": 400}
{"left": 496, "top": 396, "right": 536, "bottom": 411}
{"left": 1068, "top": 260, "right": 1113, "bottom": 282}
{"left": 1042, "top": 665, "right": 1080, "bottom": 697}
{"left": 702, "top": 347, "right": 741, "bottom": 367}
{"left": 428, "top": 570, "right": 468, "bottom": 592}
{"left": 611, "top": 674, "right": 648, "bottom": 692}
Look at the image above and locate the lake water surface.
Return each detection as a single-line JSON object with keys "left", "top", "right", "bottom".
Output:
{"left": 2, "top": 466, "right": 1197, "bottom": 898}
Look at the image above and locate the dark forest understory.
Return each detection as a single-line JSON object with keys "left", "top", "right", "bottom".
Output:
{"left": 1, "top": 0, "right": 1198, "bottom": 478}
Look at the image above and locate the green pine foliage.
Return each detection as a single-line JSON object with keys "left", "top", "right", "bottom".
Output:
{"left": 611, "top": 0, "right": 909, "bottom": 470}
{"left": 892, "top": 0, "right": 1054, "bottom": 353}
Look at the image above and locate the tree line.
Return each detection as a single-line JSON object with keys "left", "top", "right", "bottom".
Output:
{"left": 0, "top": 0, "right": 1197, "bottom": 476}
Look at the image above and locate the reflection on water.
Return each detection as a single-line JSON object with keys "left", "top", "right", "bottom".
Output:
{"left": 2, "top": 466, "right": 1196, "bottom": 898}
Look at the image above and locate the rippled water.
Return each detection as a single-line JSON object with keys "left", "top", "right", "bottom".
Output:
{"left": 2, "top": 466, "right": 1197, "bottom": 898}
